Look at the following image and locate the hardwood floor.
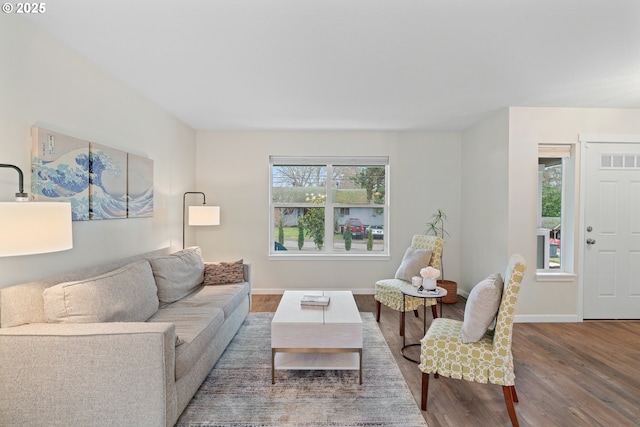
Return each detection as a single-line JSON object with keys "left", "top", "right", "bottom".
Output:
{"left": 251, "top": 294, "right": 640, "bottom": 427}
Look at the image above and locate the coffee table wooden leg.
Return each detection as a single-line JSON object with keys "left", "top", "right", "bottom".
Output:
{"left": 359, "top": 348, "right": 363, "bottom": 385}
{"left": 271, "top": 348, "right": 275, "bottom": 384}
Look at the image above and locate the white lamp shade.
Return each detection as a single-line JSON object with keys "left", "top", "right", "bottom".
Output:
{"left": 188, "top": 205, "right": 220, "bottom": 226}
{"left": 0, "top": 202, "right": 73, "bottom": 257}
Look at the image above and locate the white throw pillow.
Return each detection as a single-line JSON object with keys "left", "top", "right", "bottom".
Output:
{"left": 394, "top": 247, "right": 433, "bottom": 282}
{"left": 149, "top": 247, "right": 204, "bottom": 303}
{"left": 461, "top": 273, "right": 504, "bottom": 343}
{"left": 43, "top": 260, "right": 159, "bottom": 323}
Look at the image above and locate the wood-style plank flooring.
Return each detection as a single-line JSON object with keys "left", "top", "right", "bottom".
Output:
{"left": 251, "top": 294, "right": 640, "bottom": 427}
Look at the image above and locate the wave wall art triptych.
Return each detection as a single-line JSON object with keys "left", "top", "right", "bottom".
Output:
{"left": 30, "top": 127, "right": 153, "bottom": 221}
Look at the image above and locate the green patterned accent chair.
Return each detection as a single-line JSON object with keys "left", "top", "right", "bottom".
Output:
{"left": 374, "top": 235, "right": 444, "bottom": 336}
{"left": 418, "top": 254, "right": 526, "bottom": 427}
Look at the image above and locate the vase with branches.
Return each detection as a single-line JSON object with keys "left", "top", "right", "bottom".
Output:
{"left": 425, "top": 209, "right": 457, "bottom": 303}
{"left": 425, "top": 209, "right": 449, "bottom": 279}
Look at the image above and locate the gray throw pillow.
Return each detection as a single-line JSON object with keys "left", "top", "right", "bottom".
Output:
{"left": 149, "top": 247, "right": 205, "bottom": 303}
{"left": 43, "top": 260, "right": 159, "bottom": 323}
{"left": 394, "top": 247, "right": 433, "bottom": 282}
{"left": 461, "top": 273, "right": 504, "bottom": 343}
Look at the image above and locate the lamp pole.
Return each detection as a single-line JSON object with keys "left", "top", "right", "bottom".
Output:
{"left": 0, "top": 164, "right": 28, "bottom": 201}
{"left": 182, "top": 191, "right": 207, "bottom": 249}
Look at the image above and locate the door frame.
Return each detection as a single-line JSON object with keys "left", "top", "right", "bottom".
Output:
{"left": 578, "top": 134, "right": 640, "bottom": 321}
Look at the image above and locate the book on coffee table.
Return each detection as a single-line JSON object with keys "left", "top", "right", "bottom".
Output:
{"left": 300, "top": 295, "right": 330, "bottom": 306}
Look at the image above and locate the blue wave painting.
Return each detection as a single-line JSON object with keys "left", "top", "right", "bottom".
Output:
{"left": 128, "top": 187, "right": 154, "bottom": 217}
{"left": 31, "top": 128, "right": 90, "bottom": 221}
{"left": 31, "top": 128, "right": 153, "bottom": 221}
{"left": 89, "top": 144, "right": 127, "bottom": 220}
{"left": 127, "top": 154, "right": 154, "bottom": 218}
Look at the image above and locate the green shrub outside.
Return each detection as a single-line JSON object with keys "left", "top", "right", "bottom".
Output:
{"left": 278, "top": 220, "right": 284, "bottom": 246}
{"left": 344, "top": 226, "right": 352, "bottom": 251}
{"left": 297, "top": 221, "right": 304, "bottom": 250}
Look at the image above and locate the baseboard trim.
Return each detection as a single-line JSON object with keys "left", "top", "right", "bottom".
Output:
{"left": 252, "top": 288, "right": 376, "bottom": 295}
{"left": 514, "top": 314, "right": 580, "bottom": 323}
{"left": 252, "top": 290, "right": 579, "bottom": 322}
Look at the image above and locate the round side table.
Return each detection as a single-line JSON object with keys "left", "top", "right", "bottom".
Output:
{"left": 400, "top": 284, "right": 447, "bottom": 363}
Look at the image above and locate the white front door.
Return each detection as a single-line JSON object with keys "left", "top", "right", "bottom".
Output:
{"left": 583, "top": 140, "right": 640, "bottom": 319}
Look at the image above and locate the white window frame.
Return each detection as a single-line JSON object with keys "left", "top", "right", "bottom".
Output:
{"left": 536, "top": 144, "right": 577, "bottom": 280}
{"left": 269, "top": 156, "right": 390, "bottom": 260}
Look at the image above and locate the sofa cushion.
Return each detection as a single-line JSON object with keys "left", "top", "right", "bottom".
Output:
{"left": 42, "top": 260, "right": 159, "bottom": 323}
{"left": 395, "top": 247, "right": 433, "bottom": 282}
{"left": 169, "top": 282, "right": 250, "bottom": 320}
{"left": 0, "top": 248, "right": 171, "bottom": 328}
{"left": 148, "top": 306, "right": 225, "bottom": 380}
{"left": 461, "top": 273, "right": 504, "bottom": 343}
{"left": 149, "top": 247, "right": 204, "bottom": 303}
{"left": 203, "top": 260, "right": 244, "bottom": 285}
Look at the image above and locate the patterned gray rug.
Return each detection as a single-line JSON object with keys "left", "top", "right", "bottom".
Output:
{"left": 175, "top": 312, "right": 428, "bottom": 427}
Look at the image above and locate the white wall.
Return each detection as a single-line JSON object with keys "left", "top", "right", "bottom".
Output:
{"left": 461, "top": 107, "right": 640, "bottom": 321}
{"left": 9, "top": 16, "right": 636, "bottom": 320}
{"left": 460, "top": 110, "right": 510, "bottom": 294}
{"left": 0, "top": 17, "right": 196, "bottom": 288}
{"left": 195, "top": 131, "right": 462, "bottom": 293}
{"left": 508, "top": 107, "right": 640, "bottom": 321}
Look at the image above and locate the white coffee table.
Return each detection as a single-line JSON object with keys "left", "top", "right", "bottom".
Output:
{"left": 271, "top": 290, "right": 363, "bottom": 384}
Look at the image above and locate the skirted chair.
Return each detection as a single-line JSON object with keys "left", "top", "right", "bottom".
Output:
{"left": 418, "top": 254, "right": 526, "bottom": 427}
{"left": 375, "top": 234, "right": 444, "bottom": 336}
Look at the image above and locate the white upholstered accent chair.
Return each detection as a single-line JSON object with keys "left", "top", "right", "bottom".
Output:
{"left": 374, "top": 235, "right": 444, "bottom": 336}
{"left": 419, "top": 254, "right": 526, "bottom": 427}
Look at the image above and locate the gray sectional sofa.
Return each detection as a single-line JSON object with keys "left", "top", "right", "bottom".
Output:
{"left": 0, "top": 247, "right": 251, "bottom": 426}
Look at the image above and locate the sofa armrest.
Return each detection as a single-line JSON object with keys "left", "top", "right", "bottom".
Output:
{"left": 0, "top": 322, "right": 177, "bottom": 427}
{"left": 243, "top": 262, "right": 251, "bottom": 285}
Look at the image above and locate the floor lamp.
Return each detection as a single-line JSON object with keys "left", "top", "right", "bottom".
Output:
{"left": 182, "top": 191, "right": 220, "bottom": 249}
{"left": 0, "top": 164, "right": 73, "bottom": 257}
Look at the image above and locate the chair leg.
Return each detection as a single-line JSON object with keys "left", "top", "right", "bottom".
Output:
{"left": 502, "top": 386, "right": 520, "bottom": 427}
{"left": 421, "top": 372, "right": 429, "bottom": 411}
{"left": 431, "top": 304, "right": 438, "bottom": 319}
{"left": 399, "top": 311, "right": 405, "bottom": 336}
{"left": 511, "top": 385, "right": 519, "bottom": 402}
{"left": 376, "top": 300, "right": 381, "bottom": 322}
{"left": 414, "top": 309, "right": 419, "bottom": 317}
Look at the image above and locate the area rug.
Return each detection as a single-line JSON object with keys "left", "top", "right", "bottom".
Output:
{"left": 175, "top": 312, "right": 427, "bottom": 427}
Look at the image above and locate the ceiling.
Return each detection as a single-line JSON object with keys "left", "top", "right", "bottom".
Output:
{"left": 25, "top": 0, "right": 640, "bottom": 131}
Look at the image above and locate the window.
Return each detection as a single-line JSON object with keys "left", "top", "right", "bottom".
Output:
{"left": 537, "top": 145, "right": 575, "bottom": 273}
{"left": 270, "top": 156, "right": 389, "bottom": 257}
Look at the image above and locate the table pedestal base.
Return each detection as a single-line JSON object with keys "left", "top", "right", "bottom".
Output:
{"left": 401, "top": 343, "right": 421, "bottom": 363}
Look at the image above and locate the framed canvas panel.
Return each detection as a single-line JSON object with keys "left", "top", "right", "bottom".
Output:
{"left": 31, "top": 127, "right": 90, "bottom": 221}
{"left": 89, "top": 143, "right": 128, "bottom": 219}
{"left": 127, "top": 154, "right": 153, "bottom": 218}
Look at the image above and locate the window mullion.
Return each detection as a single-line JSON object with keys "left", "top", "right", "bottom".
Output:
{"left": 325, "top": 164, "right": 334, "bottom": 252}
